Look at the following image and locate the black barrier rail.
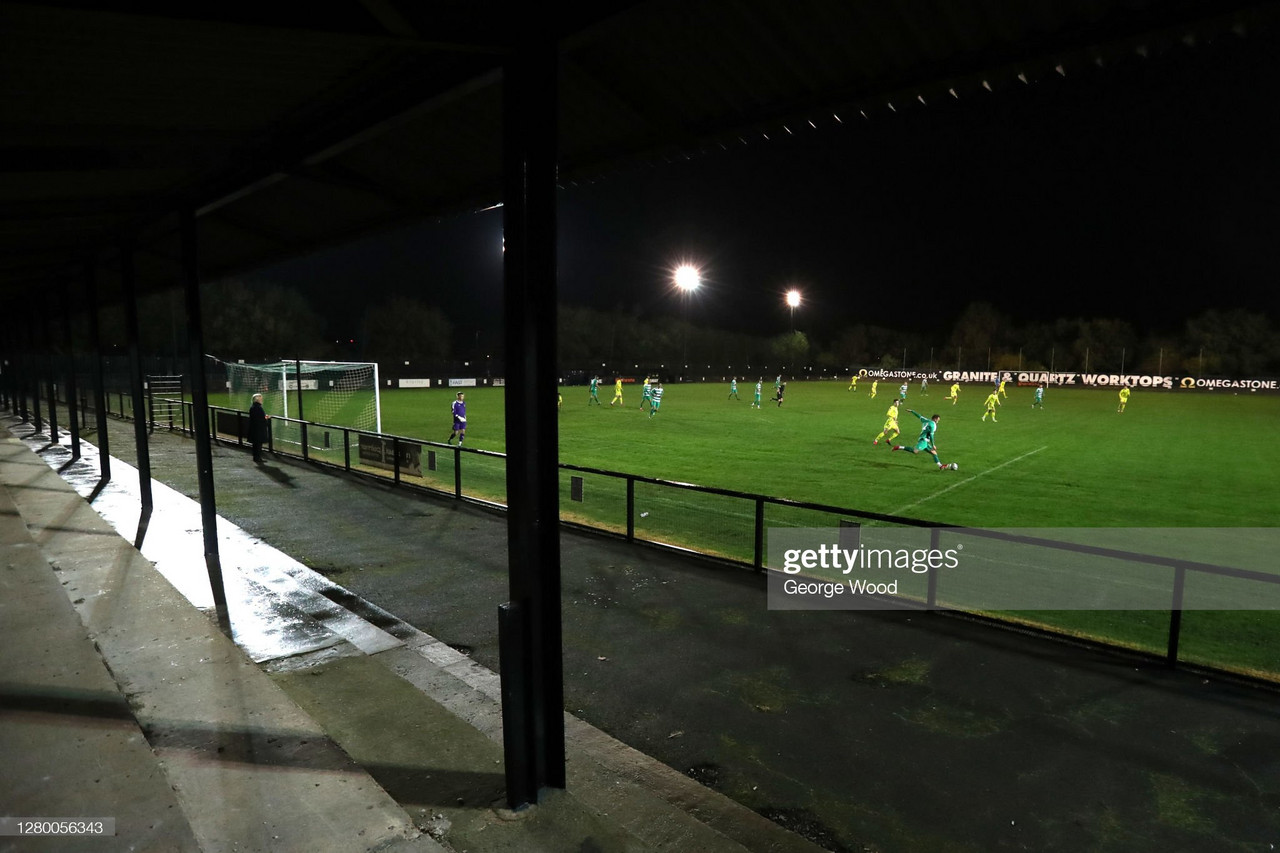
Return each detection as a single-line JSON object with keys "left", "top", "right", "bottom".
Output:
{"left": 35, "top": 393, "right": 1280, "bottom": 681}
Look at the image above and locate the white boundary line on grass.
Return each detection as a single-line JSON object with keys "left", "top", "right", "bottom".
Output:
{"left": 889, "top": 445, "right": 1048, "bottom": 517}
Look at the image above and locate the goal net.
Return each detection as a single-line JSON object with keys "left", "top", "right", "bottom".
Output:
{"left": 219, "top": 358, "right": 381, "bottom": 450}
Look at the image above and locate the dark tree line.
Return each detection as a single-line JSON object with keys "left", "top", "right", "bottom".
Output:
{"left": 557, "top": 301, "right": 1279, "bottom": 377}
{"left": 67, "top": 282, "right": 1278, "bottom": 378}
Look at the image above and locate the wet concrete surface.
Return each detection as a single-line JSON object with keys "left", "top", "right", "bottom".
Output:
{"left": 28, "top": 411, "right": 1280, "bottom": 852}
{"left": 35, "top": 425, "right": 402, "bottom": 664}
{"left": 1, "top": 423, "right": 434, "bottom": 853}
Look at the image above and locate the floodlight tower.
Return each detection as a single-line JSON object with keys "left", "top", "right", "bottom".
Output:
{"left": 672, "top": 264, "right": 701, "bottom": 373}
{"left": 786, "top": 288, "right": 802, "bottom": 333}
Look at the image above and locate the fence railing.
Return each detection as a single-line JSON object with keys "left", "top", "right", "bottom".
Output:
{"left": 62, "top": 391, "right": 1280, "bottom": 682}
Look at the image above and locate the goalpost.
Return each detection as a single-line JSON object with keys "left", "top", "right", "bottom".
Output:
{"left": 217, "top": 358, "right": 382, "bottom": 450}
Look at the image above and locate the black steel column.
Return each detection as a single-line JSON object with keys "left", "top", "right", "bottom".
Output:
{"left": 181, "top": 211, "right": 231, "bottom": 634}
{"left": 27, "top": 324, "right": 42, "bottom": 433}
{"left": 61, "top": 285, "right": 82, "bottom": 462}
{"left": 0, "top": 312, "right": 9, "bottom": 411}
{"left": 498, "top": 26, "right": 565, "bottom": 809}
{"left": 15, "top": 318, "right": 30, "bottom": 423}
{"left": 85, "top": 261, "right": 111, "bottom": 482}
{"left": 43, "top": 319, "right": 59, "bottom": 446}
{"left": 295, "top": 358, "right": 307, "bottom": 460}
{"left": 121, "top": 242, "right": 154, "bottom": 547}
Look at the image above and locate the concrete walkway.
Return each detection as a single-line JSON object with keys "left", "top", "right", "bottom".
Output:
{"left": 0, "top": 413, "right": 822, "bottom": 853}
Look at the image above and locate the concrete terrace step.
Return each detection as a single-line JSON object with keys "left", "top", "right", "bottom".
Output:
{"left": 0, "top": 432, "right": 433, "bottom": 853}
{"left": 0, "top": 467, "right": 201, "bottom": 853}
{"left": 2, "top": 416, "right": 826, "bottom": 853}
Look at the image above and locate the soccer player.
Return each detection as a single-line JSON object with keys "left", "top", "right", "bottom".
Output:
{"left": 873, "top": 399, "right": 901, "bottom": 445}
{"left": 752, "top": 378, "right": 763, "bottom": 409}
{"left": 920, "top": 377, "right": 928, "bottom": 396}
{"left": 610, "top": 376, "right": 624, "bottom": 406}
{"left": 1117, "top": 386, "right": 1131, "bottom": 413}
{"left": 899, "top": 382, "right": 908, "bottom": 401}
{"left": 981, "top": 389, "right": 1001, "bottom": 422}
{"left": 775, "top": 374, "right": 782, "bottom": 396}
{"left": 728, "top": 377, "right": 740, "bottom": 400}
{"left": 649, "top": 381, "right": 664, "bottom": 418}
{"left": 447, "top": 392, "right": 467, "bottom": 446}
{"left": 945, "top": 382, "right": 960, "bottom": 405}
{"left": 870, "top": 379, "right": 878, "bottom": 399}
{"left": 998, "top": 378, "right": 1009, "bottom": 399}
{"left": 848, "top": 374, "right": 859, "bottom": 392}
{"left": 892, "top": 410, "right": 952, "bottom": 470}
{"left": 640, "top": 376, "right": 652, "bottom": 410}
{"left": 589, "top": 375, "right": 602, "bottom": 405}
{"left": 1032, "top": 383, "right": 1045, "bottom": 409}
{"left": 776, "top": 381, "right": 786, "bottom": 407}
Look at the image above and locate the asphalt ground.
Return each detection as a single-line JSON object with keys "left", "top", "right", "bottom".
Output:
{"left": 64, "top": 411, "right": 1280, "bottom": 852}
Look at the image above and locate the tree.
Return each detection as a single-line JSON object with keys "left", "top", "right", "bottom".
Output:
{"left": 1184, "top": 309, "right": 1277, "bottom": 376}
{"left": 1071, "top": 318, "right": 1135, "bottom": 372}
{"left": 770, "top": 331, "right": 810, "bottom": 371}
{"left": 203, "top": 279, "right": 324, "bottom": 360}
{"left": 828, "top": 325, "right": 871, "bottom": 368}
{"left": 948, "top": 302, "right": 1006, "bottom": 355}
{"left": 360, "top": 296, "right": 452, "bottom": 367}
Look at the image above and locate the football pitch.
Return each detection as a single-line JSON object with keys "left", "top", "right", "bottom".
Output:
{"left": 220, "top": 380, "right": 1280, "bottom": 678}
{"left": 376, "top": 380, "right": 1278, "bottom": 530}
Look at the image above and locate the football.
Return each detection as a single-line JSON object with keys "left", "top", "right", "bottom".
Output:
{"left": 950, "top": 462, "right": 959, "bottom": 471}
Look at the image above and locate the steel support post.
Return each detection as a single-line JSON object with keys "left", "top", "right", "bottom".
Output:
{"left": 61, "top": 286, "right": 81, "bottom": 462}
{"left": 0, "top": 315, "right": 9, "bottom": 411}
{"left": 121, "top": 242, "right": 154, "bottom": 547}
{"left": 43, "top": 319, "right": 59, "bottom": 445}
{"left": 17, "top": 318, "right": 30, "bottom": 423}
{"left": 27, "top": 324, "right": 42, "bottom": 433}
{"left": 498, "top": 27, "right": 565, "bottom": 809}
{"left": 180, "top": 211, "right": 230, "bottom": 634}
{"left": 85, "top": 261, "right": 111, "bottom": 481}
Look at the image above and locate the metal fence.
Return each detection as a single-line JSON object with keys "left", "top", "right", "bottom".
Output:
{"left": 67, "top": 390, "right": 1280, "bottom": 682}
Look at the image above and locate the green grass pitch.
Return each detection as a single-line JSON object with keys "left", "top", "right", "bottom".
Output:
{"left": 214, "top": 380, "right": 1280, "bottom": 678}
{"left": 375, "top": 380, "right": 1278, "bottom": 529}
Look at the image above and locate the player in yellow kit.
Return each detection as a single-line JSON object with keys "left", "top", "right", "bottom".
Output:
{"left": 870, "top": 379, "right": 878, "bottom": 399}
{"left": 981, "top": 390, "right": 1001, "bottom": 422}
{"left": 945, "top": 382, "right": 960, "bottom": 405}
{"left": 873, "top": 399, "right": 901, "bottom": 445}
{"left": 848, "top": 374, "right": 859, "bottom": 392}
{"left": 610, "top": 376, "right": 624, "bottom": 406}
{"left": 1117, "top": 386, "right": 1131, "bottom": 413}
{"left": 998, "top": 378, "right": 1009, "bottom": 399}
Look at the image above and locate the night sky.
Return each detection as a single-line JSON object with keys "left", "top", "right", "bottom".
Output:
{"left": 261, "top": 28, "right": 1280, "bottom": 349}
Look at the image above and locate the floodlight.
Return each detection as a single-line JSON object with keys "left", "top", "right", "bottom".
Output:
{"left": 674, "top": 264, "right": 701, "bottom": 292}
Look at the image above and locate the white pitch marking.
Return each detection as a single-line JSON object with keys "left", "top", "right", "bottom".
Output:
{"left": 889, "top": 446, "right": 1048, "bottom": 516}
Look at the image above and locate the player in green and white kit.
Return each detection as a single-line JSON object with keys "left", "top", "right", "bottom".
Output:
{"left": 640, "top": 376, "right": 652, "bottom": 410}
{"left": 892, "top": 410, "right": 953, "bottom": 470}
{"left": 751, "top": 379, "right": 762, "bottom": 409}
{"left": 1032, "top": 383, "right": 1045, "bottom": 409}
{"left": 589, "top": 375, "right": 602, "bottom": 405}
{"left": 648, "top": 382, "right": 664, "bottom": 418}
{"left": 728, "top": 377, "right": 740, "bottom": 400}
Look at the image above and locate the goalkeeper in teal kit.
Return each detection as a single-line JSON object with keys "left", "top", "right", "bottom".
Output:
{"left": 892, "top": 410, "right": 954, "bottom": 470}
